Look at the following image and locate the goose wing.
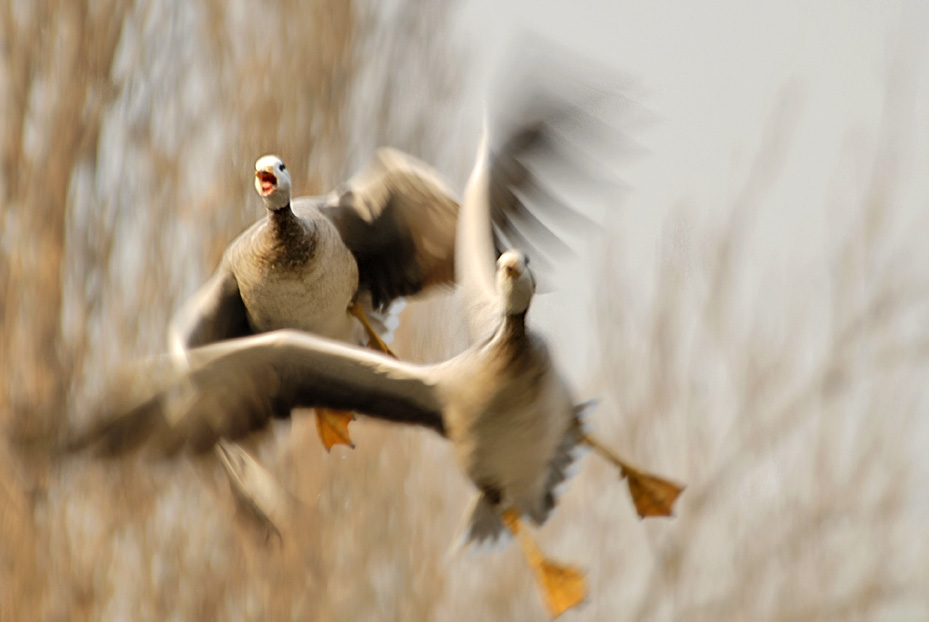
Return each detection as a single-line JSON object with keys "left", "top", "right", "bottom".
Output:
{"left": 169, "top": 267, "right": 252, "bottom": 355}
{"left": 457, "top": 97, "right": 605, "bottom": 342}
{"left": 320, "top": 148, "right": 460, "bottom": 310}
{"left": 71, "top": 330, "right": 445, "bottom": 458}
{"left": 455, "top": 132, "right": 500, "bottom": 341}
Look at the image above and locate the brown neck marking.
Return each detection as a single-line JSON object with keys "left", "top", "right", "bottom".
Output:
{"left": 261, "top": 204, "right": 316, "bottom": 269}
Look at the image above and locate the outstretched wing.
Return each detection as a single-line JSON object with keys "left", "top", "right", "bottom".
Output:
{"left": 320, "top": 148, "right": 460, "bottom": 310}
{"left": 71, "top": 330, "right": 446, "bottom": 458}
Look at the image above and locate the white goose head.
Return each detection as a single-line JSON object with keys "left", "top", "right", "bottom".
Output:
{"left": 254, "top": 155, "right": 292, "bottom": 212}
{"left": 496, "top": 250, "right": 535, "bottom": 315}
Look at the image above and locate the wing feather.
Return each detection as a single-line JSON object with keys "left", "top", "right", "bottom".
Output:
{"left": 71, "top": 330, "right": 446, "bottom": 457}
{"left": 321, "top": 149, "right": 459, "bottom": 309}
{"left": 168, "top": 268, "right": 252, "bottom": 356}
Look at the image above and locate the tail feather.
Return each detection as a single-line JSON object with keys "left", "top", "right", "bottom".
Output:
{"left": 463, "top": 492, "right": 508, "bottom": 547}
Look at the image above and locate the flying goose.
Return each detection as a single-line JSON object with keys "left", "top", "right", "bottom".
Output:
{"left": 171, "top": 148, "right": 466, "bottom": 449}
{"left": 171, "top": 150, "right": 466, "bottom": 535}
{"left": 73, "top": 102, "right": 683, "bottom": 616}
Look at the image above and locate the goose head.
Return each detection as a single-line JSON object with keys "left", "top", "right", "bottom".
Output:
{"left": 254, "top": 155, "right": 292, "bottom": 212}
{"left": 496, "top": 250, "right": 535, "bottom": 315}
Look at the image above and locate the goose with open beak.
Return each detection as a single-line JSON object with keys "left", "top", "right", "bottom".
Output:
{"left": 171, "top": 148, "right": 467, "bottom": 450}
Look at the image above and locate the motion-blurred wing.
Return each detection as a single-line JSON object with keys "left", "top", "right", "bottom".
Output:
{"left": 457, "top": 87, "right": 621, "bottom": 342}
{"left": 169, "top": 268, "right": 252, "bottom": 355}
{"left": 320, "top": 148, "right": 460, "bottom": 310}
{"left": 71, "top": 330, "right": 445, "bottom": 457}
{"left": 485, "top": 48, "right": 644, "bottom": 300}
{"left": 215, "top": 440, "right": 296, "bottom": 543}
{"left": 455, "top": 131, "right": 500, "bottom": 342}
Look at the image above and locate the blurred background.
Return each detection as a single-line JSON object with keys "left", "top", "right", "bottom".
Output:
{"left": 3, "top": 0, "right": 929, "bottom": 619}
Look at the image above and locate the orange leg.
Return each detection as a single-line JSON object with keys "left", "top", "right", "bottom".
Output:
{"left": 581, "top": 434, "right": 685, "bottom": 519}
{"left": 314, "top": 302, "right": 398, "bottom": 451}
{"left": 348, "top": 300, "right": 396, "bottom": 358}
{"left": 501, "top": 508, "right": 587, "bottom": 618}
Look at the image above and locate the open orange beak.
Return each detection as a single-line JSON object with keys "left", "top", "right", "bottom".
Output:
{"left": 256, "top": 170, "right": 277, "bottom": 196}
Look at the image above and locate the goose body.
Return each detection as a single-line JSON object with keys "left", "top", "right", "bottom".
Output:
{"left": 438, "top": 300, "right": 573, "bottom": 529}
{"left": 223, "top": 201, "right": 360, "bottom": 340}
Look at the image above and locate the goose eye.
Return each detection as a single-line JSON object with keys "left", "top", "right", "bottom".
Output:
{"left": 524, "top": 255, "right": 530, "bottom": 265}
{"left": 279, "top": 163, "right": 286, "bottom": 171}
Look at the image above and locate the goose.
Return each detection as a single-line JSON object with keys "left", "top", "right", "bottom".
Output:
{"left": 171, "top": 148, "right": 463, "bottom": 449}
{"left": 73, "top": 101, "right": 684, "bottom": 617}
{"left": 173, "top": 150, "right": 466, "bottom": 535}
